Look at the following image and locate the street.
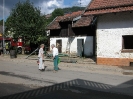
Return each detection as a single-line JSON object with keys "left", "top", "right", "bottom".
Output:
{"left": 0, "top": 56, "right": 133, "bottom": 99}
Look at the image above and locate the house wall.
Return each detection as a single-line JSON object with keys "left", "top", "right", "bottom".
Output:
{"left": 50, "top": 36, "right": 93, "bottom": 57}
{"left": 97, "top": 12, "right": 133, "bottom": 66}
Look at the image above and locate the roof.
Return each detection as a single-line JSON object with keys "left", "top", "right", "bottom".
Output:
{"left": 73, "top": 16, "right": 93, "bottom": 28}
{"left": 47, "top": 11, "right": 83, "bottom": 30}
{"left": 47, "top": 11, "right": 93, "bottom": 30}
{"left": 59, "top": 11, "right": 83, "bottom": 22}
{"left": 84, "top": 0, "right": 133, "bottom": 15}
{"left": 46, "top": 16, "right": 62, "bottom": 30}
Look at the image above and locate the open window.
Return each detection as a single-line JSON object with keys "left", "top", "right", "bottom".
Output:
{"left": 122, "top": 35, "right": 133, "bottom": 52}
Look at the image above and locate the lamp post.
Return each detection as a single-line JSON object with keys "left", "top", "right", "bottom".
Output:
{"left": 3, "top": 0, "right": 5, "bottom": 55}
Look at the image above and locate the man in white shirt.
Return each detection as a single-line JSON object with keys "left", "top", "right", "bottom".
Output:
{"left": 51, "top": 44, "right": 59, "bottom": 72}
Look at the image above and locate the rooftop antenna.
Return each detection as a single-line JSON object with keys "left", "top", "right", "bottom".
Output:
{"left": 80, "top": 0, "right": 82, "bottom": 10}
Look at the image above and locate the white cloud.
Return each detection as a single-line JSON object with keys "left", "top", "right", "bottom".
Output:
{"left": 0, "top": 5, "right": 10, "bottom": 20}
{"left": 0, "top": 0, "right": 91, "bottom": 19}
{"left": 39, "top": 0, "right": 64, "bottom": 15}
{"left": 39, "top": 0, "right": 91, "bottom": 15}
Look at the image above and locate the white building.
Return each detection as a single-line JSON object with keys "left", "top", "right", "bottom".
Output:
{"left": 47, "top": 11, "right": 96, "bottom": 57}
{"left": 84, "top": 0, "right": 133, "bottom": 66}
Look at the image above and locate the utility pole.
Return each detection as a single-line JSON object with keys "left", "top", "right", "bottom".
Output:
{"left": 3, "top": 0, "right": 5, "bottom": 55}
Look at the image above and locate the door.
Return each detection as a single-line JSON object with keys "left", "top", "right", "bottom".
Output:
{"left": 56, "top": 40, "right": 62, "bottom": 53}
{"left": 77, "top": 39, "right": 84, "bottom": 57}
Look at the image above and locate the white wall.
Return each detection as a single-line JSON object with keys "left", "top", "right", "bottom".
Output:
{"left": 97, "top": 12, "right": 133, "bottom": 58}
{"left": 50, "top": 36, "right": 93, "bottom": 57}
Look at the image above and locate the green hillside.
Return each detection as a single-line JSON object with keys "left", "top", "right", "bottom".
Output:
{"left": 63, "top": 6, "right": 85, "bottom": 13}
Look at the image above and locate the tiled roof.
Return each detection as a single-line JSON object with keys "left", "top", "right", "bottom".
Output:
{"left": 47, "top": 11, "right": 86, "bottom": 30}
{"left": 84, "top": 0, "right": 133, "bottom": 15}
{"left": 59, "top": 11, "right": 83, "bottom": 22}
{"left": 73, "top": 16, "right": 93, "bottom": 28}
{"left": 46, "top": 16, "right": 62, "bottom": 30}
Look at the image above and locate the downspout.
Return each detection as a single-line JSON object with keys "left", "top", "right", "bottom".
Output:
{"left": 91, "top": 16, "right": 98, "bottom": 25}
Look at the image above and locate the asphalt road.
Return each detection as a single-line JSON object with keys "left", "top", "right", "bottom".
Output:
{"left": 0, "top": 58, "right": 133, "bottom": 99}
{"left": 0, "top": 83, "right": 33, "bottom": 97}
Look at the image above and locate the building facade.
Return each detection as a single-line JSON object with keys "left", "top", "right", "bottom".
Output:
{"left": 47, "top": 11, "right": 96, "bottom": 57}
{"left": 84, "top": 0, "right": 133, "bottom": 66}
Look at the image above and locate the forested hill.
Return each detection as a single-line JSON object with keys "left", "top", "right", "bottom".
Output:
{"left": 45, "top": 6, "right": 86, "bottom": 21}
{"left": 63, "top": 6, "right": 85, "bottom": 13}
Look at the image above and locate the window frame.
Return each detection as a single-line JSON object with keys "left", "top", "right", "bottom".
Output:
{"left": 121, "top": 35, "right": 133, "bottom": 53}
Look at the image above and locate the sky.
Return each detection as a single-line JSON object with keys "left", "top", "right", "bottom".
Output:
{"left": 0, "top": 0, "right": 91, "bottom": 20}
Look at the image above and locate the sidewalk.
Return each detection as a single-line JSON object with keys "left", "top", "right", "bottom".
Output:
{"left": 0, "top": 54, "right": 133, "bottom": 76}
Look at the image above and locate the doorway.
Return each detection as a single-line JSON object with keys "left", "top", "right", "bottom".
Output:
{"left": 77, "top": 39, "right": 84, "bottom": 57}
{"left": 56, "top": 40, "right": 62, "bottom": 53}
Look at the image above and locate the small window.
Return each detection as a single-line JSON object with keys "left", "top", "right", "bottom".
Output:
{"left": 122, "top": 35, "right": 133, "bottom": 52}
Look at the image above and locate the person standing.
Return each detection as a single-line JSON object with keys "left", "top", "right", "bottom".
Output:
{"left": 5, "top": 42, "right": 9, "bottom": 54}
{"left": 51, "top": 44, "right": 59, "bottom": 72}
{"left": 38, "top": 44, "right": 45, "bottom": 71}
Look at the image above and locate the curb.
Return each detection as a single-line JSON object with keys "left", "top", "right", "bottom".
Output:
{"left": 122, "top": 70, "right": 133, "bottom": 75}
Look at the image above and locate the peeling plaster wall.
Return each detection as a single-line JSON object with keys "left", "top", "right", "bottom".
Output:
{"left": 50, "top": 36, "right": 93, "bottom": 57}
{"left": 97, "top": 12, "right": 133, "bottom": 58}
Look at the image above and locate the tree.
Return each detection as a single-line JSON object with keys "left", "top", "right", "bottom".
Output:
{"left": 5, "top": 0, "right": 47, "bottom": 44}
{"left": 47, "top": 8, "right": 64, "bottom": 25}
{"left": 51, "top": 8, "right": 64, "bottom": 19}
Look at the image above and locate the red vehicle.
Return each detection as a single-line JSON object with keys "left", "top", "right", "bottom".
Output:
{"left": 0, "top": 37, "right": 31, "bottom": 54}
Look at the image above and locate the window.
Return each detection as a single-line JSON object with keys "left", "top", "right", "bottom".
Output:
{"left": 122, "top": 35, "right": 133, "bottom": 52}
